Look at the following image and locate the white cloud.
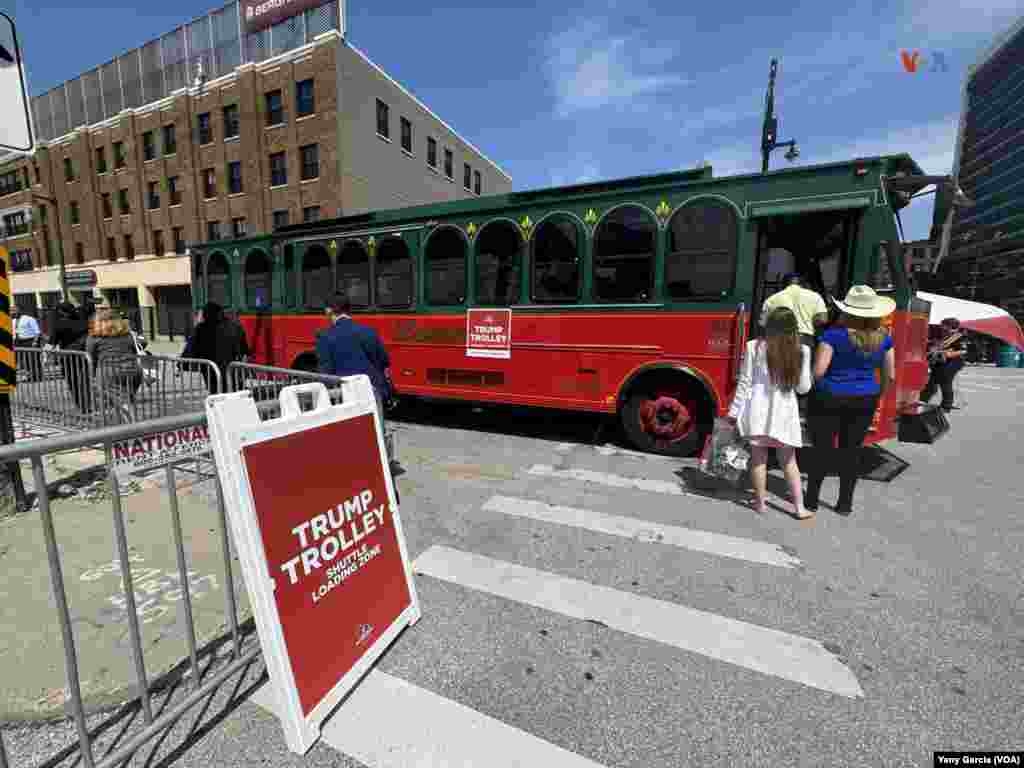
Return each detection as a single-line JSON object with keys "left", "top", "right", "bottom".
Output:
{"left": 550, "top": 158, "right": 603, "bottom": 187}
{"left": 549, "top": 19, "right": 691, "bottom": 117}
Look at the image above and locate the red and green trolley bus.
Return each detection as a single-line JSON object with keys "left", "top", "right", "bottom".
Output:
{"left": 191, "top": 154, "right": 938, "bottom": 456}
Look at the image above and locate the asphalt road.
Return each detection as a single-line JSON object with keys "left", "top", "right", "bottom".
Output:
{"left": 3, "top": 365, "right": 1022, "bottom": 767}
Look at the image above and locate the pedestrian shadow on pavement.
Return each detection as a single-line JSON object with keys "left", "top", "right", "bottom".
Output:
{"left": 31, "top": 622, "right": 264, "bottom": 768}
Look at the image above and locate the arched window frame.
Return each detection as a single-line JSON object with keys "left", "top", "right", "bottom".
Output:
{"left": 206, "top": 250, "right": 232, "bottom": 307}
{"left": 664, "top": 198, "right": 741, "bottom": 302}
{"left": 473, "top": 217, "right": 524, "bottom": 307}
{"left": 244, "top": 249, "right": 272, "bottom": 309}
{"left": 301, "top": 243, "right": 333, "bottom": 311}
{"left": 374, "top": 235, "right": 416, "bottom": 309}
{"left": 591, "top": 203, "right": 658, "bottom": 304}
{"left": 529, "top": 212, "right": 584, "bottom": 304}
{"left": 423, "top": 225, "right": 468, "bottom": 307}
{"left": 337, "top": 239, "right": 371, "bottom": 310}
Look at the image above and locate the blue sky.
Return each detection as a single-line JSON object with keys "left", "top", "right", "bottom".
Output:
{"left": 7, "top": 0, "right": 1022, "bottom": 240}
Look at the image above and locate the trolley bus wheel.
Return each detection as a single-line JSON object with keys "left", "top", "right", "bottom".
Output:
{"left": 621, "top": 382, "right": 710, "bottom": 457}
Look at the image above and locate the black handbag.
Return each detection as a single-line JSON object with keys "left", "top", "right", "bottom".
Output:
{"left": 898, "top": 406, "right": 950, "bottom": 444}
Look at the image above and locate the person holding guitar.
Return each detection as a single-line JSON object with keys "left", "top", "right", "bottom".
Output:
{"left": 921, "top": 318, "right": 967, "bottom": 412}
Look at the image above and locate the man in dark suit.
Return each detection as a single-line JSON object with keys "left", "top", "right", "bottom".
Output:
{"left": 316, "top": 292, "right": 392, "bottom": 432}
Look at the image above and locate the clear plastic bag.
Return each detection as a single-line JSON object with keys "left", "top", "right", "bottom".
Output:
{"left": 699, "top": 418, "right": 751, "bottom": 485}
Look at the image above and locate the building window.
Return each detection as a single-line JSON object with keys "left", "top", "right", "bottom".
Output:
{"left": 228, "top": 161, "right": 243, "bottom": 194}
{"left": 444, "top": 149, "right": 453, "bottom": 179}
{"left": 269, "top": 152, "right": 287, "bottom": 187}
{"left": 303, "top": 205, "right": 320, "bottom": 223}
{"left": 153, "top": 229, "right": 164, "bottom": 257}
{"left": 75, "top": 242, "right": 85, "bottom": 265}
{"left": 114, "top": 141, "right": 126, "bottom": 169}
{"left": 168, "top": 176, "right": 181, "bottom": 206}
{"left": 143, "top": 131, "right": 155, "bottom": 161}
{"left": 464, "top": 163, "right": 471, "bottom": 190}
{"left": 427, "top": 137, "right": 437, "bottom": 168}
{"left": 376, "top": 99, "right": 389, "bottom": 139}
{"left": 2, "top": 211, "right": 27, "bottom": 236}
{"left": 69, "top": 201, "right": 80, "bottom": 226}
{"left": 107, "top": 237, "right": 116, "bottom": 261}
{"left": 207, "top": 220, "right": 221, "bottom": 241}
{"left": 223, "top": 104, "right": 240, "bottom": 139}
{"left": 64, "top": 157, "right": 75, "bottom": 182}
{"left": 101, "top": 193, "right": 112, "bottom": 219}
{"left": 273, "top": 210, "right": 290, "bottom": 229}
{"left": 474, "top": 170, "right": 481, "bottom": 195}
{"left": 96, "top": 147, "right": 107, "bottom": 174}
{"left": 296, "top": 78, "right": 315, "bottom": 117}
{"left": 401, "top": 117, "right": 412, "bottom": 153}
{"left": 300, "top": 144, "right": 319, "bottom": 180}
{"left": 197, "top": 112, "right": 213, "bottom": 145}
{"left": 232, "top": 217, "right": 247, "bottom": 238}
{"left": 265, "top": 89, "right": 285, "bottom": 126}
{"left": 0, "top": 170, "right": 21, "bottom": 195}
{"left": 162, "top": 124, "right": 176, "bottom": 155}
{"left": 118, "top": 188, "right": 130, "bottom": 214}
{"left": 123, "top": 234, "right": 134, "bottom": 260}
{"left": 203, "top": 168, "right": 216, "bottom": 199}
{"left": 665, "top": 203, "right": 738, "bottom": 300}
{"left": 173, "top": 226, "right": 185, "bottom": 254}
{"left": 147, "top": 181, "right": 160, "bottom": 210}
{"left": 10, "top": 248, "right": 33, "bottom": 272}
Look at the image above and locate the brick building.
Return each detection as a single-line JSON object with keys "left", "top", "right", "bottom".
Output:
{"left": 2, "top": 0, "right": 510, "bottom": 334}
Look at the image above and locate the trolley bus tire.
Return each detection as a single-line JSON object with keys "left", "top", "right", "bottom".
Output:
{"left": 620, "top": 388, "right": 708, "bottom": 458}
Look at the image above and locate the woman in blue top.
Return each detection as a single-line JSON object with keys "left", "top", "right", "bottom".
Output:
{"left": 805, "top": 286, "right": 896, "bottom": 516}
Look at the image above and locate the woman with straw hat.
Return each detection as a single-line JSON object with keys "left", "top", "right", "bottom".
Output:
{"left": 805, "top": 285, "right": 896, "bottom": 516}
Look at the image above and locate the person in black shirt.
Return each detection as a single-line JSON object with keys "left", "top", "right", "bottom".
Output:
{"left": 921, "top": 317, "right": 967, "bottom": 412}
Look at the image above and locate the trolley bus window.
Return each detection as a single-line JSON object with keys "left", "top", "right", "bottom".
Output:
{"left": 283, "top": 245, "right": 295, "bottom": 307}
{"left": 207, "top": 252, "right": 231, "bottom": 307}
{"left": 303, "top": 244, "right": 332, "bottom": 310}
{"left": 475, "top": 220, "right": 523, "bottom": 306}
{"left": 245, "top": 250, "right": 272, "bottom": 309}
{"left": 376, "top": 237, "right": 414, "bottom": 308}
{"left": 532, "top": 216, "right": 581, "bottom": 303}
{"left": 665, "top": 202, "right": 738, "bottom": 300}
{"left": 593, "top": 205, "right": 655, "bottom": 302}
{"left": 425, "top": 226, "right": 467, "bottom": 306}
{"left": 338, "top": 240, "right": 370, "bottom": 309}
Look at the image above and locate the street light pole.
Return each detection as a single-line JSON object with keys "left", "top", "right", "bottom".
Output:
{"left": 31, "top": 160, "right": 68, "bottom": 302}
{"left": 761, "top": 59, "right": 800, "bottom": 173}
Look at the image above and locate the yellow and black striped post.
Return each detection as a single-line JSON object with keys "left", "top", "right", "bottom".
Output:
{"left": 0, "top": 245, "right": 15, "bottom": 393}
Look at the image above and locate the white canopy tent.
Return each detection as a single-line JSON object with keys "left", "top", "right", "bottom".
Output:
{"left": 917, "top": 291, "right": 1024, "bottom": 350}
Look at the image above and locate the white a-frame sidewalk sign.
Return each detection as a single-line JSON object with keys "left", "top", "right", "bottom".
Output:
{"left": 206, "top": 377, "right": 421, "bottom": 754}
{"left": 0, "top": 12, "right": 34, "bottom": 153}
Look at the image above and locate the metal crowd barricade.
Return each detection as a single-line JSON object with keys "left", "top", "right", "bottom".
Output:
{"left": 93, "top": 353, "right": 223, "bottom": 426}
{"left": 226, "top": 362, "right": 395, "bottom": 461}
{"left": 11, "top": 347, "right": 99, "bottom": 431}
{"left": 0, "top": 408, "right": 275, "bottom": 768}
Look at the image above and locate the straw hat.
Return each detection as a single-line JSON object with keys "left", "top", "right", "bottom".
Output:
{"left": 832, "top": 285, "right": 896, "bottom": 318}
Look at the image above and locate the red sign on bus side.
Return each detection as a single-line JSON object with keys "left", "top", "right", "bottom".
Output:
{"left": 241, "top": 412, "right": 412, "bottom": 716}
{"left": 466, "top": 308, "right": 512, "bottom": 359}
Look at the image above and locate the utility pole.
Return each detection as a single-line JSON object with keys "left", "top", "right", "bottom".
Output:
{"left": 32, "top": 160, "right": 68, "bottom": 301}
{"left": 761, "top": 59, "right": 800, "bottom": 173}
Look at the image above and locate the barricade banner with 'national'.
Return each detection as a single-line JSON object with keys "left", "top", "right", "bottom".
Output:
{"left": 205, "top": 378, "right": 420, "bottom": 754}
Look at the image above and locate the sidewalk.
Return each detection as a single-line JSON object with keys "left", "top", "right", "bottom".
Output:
{"left": 0, "top": 462, "right": 250, "bottom": 722}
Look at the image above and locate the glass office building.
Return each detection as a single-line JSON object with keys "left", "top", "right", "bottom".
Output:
{"left": 938, "top": 16, "right": 1024, "bottom": 322}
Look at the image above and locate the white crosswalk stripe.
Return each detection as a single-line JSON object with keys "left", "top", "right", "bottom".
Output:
{"left": 251, "top": 671, "right": 610, "bottom": 768}
{"left": 414, "top": 546, "right": 864, "bottom": 699}
{"left": 482, "top": 494, "right": 801, "bottom": 568}
{"left": 527, "top": 464, "right": 687, "bottom": 495}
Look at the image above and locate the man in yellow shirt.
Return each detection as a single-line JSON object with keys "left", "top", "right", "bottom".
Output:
{"left": 762, "top": 273, "right": 828, "bottom": 350}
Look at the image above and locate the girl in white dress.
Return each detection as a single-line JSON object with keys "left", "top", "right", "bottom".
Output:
{"left": 727, "top": 308, "right": 813, "bottom": 518}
